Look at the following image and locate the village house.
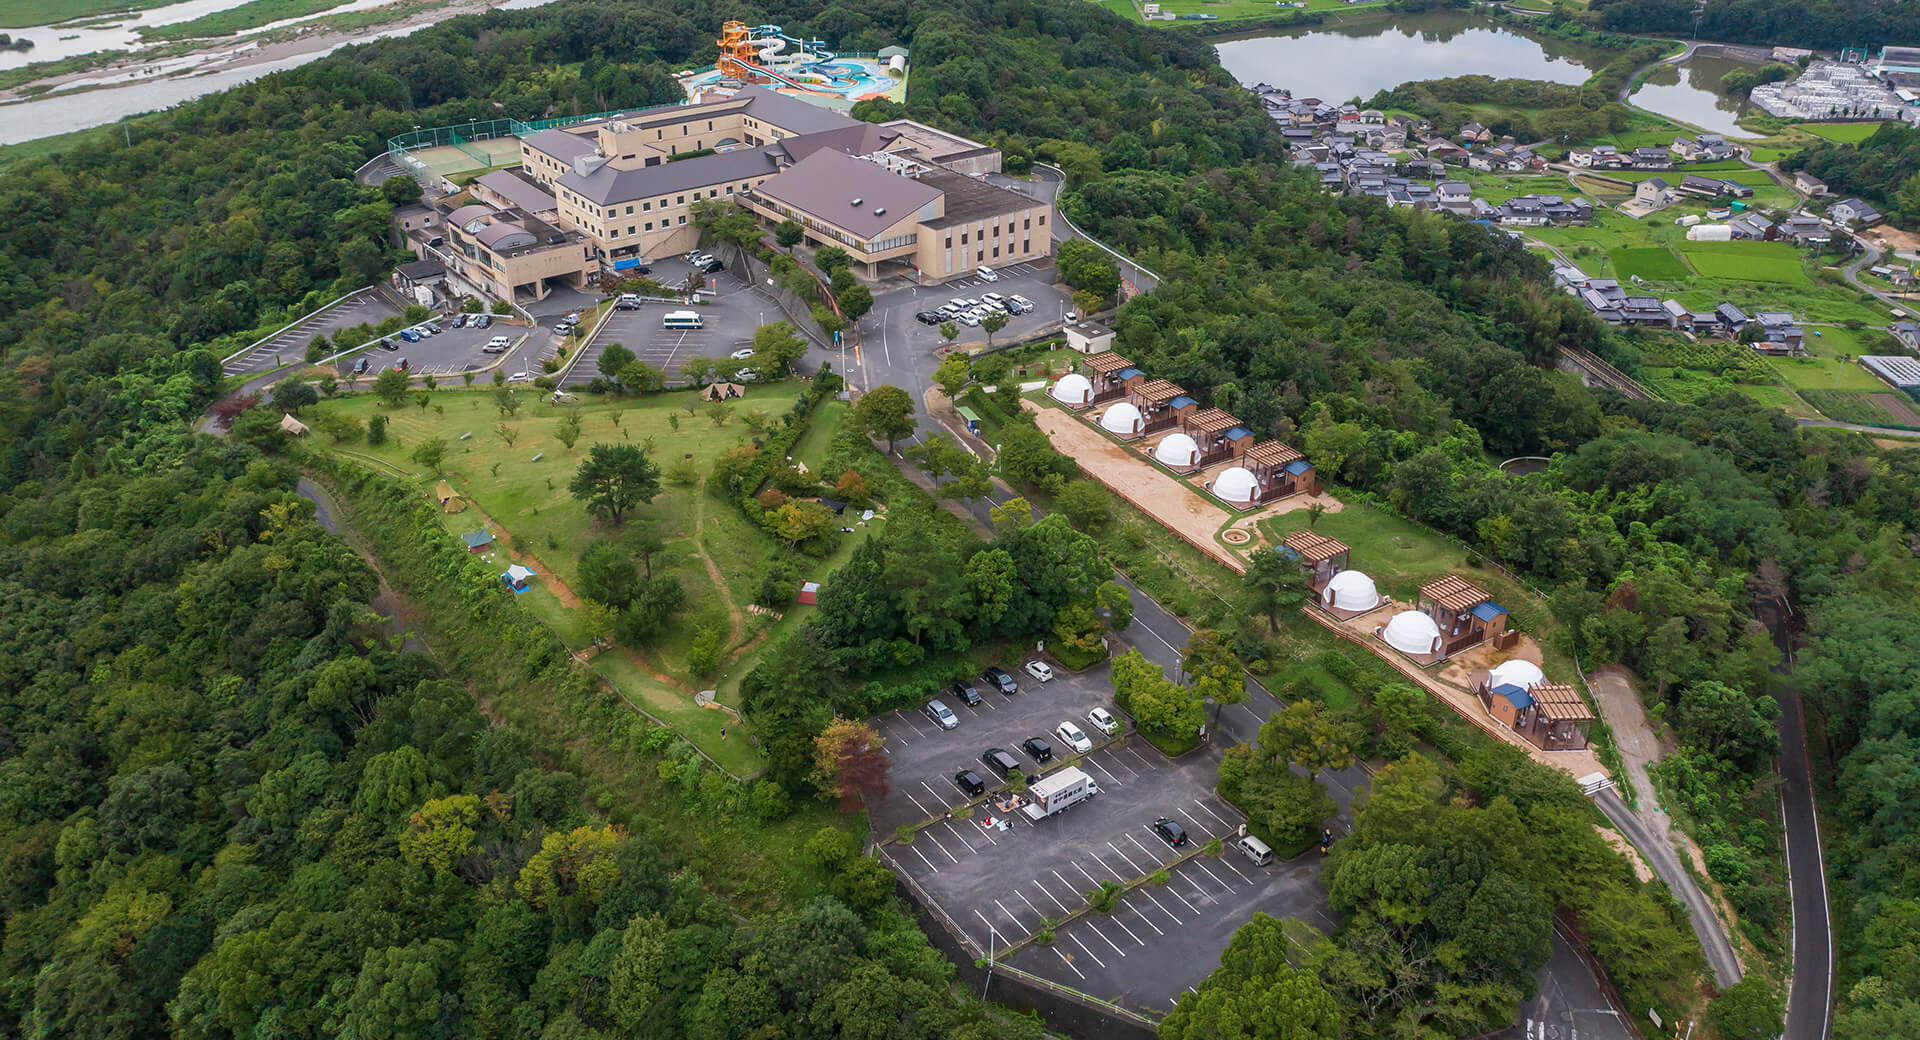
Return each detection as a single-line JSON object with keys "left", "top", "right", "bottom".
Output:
{"left": 1717, "top": 303, "right": 1751, "bottom": 331}
{"left": 1729, "top": 213, "right": 1776, "bottom": 240}
{"left": 1794, "top": 171, "right": 1829, "bottom": 196}
{"left": 1779, "top": 213, "right": 1830, "bottom": 244}
{"left": 1634, "top": 178, "right": 1670, "bottom": 206}
{"left": 1671, "top": 133, "right": 1737, "bottom": 162}
{"left": 1753, "top": 312, "right": 1807, "bottom": 354}
{"left": 1620, "top": 296, "right": 1669, "bottom": 325}
{"left": 1629, "top": 147, "right": 1674, "bottom": 169}
{"left": 1678, "top": 173, "right": 1730, "bottom": 199}
{"left": 1829, "top": 198, "right": 1885, "bottom": 227}
{"left": 1894, "top": 322, "right": 1920, "bottom": 352}
{"left": 1458, "top": 122, "right": 1492, "bottom": 143}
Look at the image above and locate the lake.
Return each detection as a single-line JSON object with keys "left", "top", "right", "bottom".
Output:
{"left": 1214, "top": 14, "right": 1751, "bottom": 137}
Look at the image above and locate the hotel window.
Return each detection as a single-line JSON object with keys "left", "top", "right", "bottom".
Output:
{"left": 678, "top": 215, "right": 687, "bottom": 225}
{"left": 646, "top": 222, "right": 653, "bottom": 231}
{"left": 625, "top": 205, "right": 634, "bottom": 215}
{"left": 611, "top": 229, "right": 620, "bottom": 238}
{"left": 1023, "top": 217, "right": 1031, "bottom": 230}
{"left": 976, "top": 249, "right": 983, "bottom": 262}
{"left": 944, "top": 235, "right": 951, "bottom": 248}
{"left": 643, "top": 202, "right": 651, "bottom": 211}
{"left": 961, "top": 232, "right": 968, "bottom": 244}
{"left": 993, "top": 246, "right": 1000, "bottom": 258}
{"left": 992, "top": 225, "right": 1000, "bottom": 237}
{"left": 627, "top": 226, "right": 635, "bottom": 235}
{"left": 1039, "top": 215, "right": 1047, "bottom": 225}
{"left": 677, "top": 195, "right": 685, "bottom": 204}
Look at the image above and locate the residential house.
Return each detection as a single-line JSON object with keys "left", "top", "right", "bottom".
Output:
{"left": 1753, "top": 311, "right": 1807, "bottom": 354}
{"left": 1424, "top": 138, "right": 1470, "bottom": 162}
{"left": 1418, "top": 575, "right": 1512, "bottom": 657}
{"left": 1629, "top": 147, "right": 1673, "bottom": 169}
{"left": 1717, "top": 303, "right": 1752, "bottom": 331}
{"left": 1493, "top": 194, "right": 1592, "bottom": 226}
{"left": 1780, "top": 213, "right": 1830, "bottom": 244}
{"left": 1729, "top": 213, "right": 1776, "bottom": 240}
{"left": 1890, "top": 320, "right": 1920, "bottom": 351}
{"left": 1719, "top": 180, "right": 1754, "bottom": 199}
{"left": 1829, "top": 198, "right": 1884, "bottom": 227}
{"left": 1673, "top": 134, "right": 1737, "bottom": 161}
{"left": 1459, "top": 122, "right": 1492, "bottom": 143}
{"left": 1678, "top": 174, "right": 1729, "bottom": 199}
{"left": 1570, "top": 144, "right": 1623, "bottom": 168}
{"left": 1634, "top": 178, "right": 1670, "bottom": 206}
{"left": 1551, "top": 264, "right": 1589, "bottom": 289}
{"left": 1794, "top": 171, "right": 1829, "bottom": 196}
{"left": 1661, "top": 298, "right": 1690, "bottom": 327}
{"left": 1671, "top": 135, "right": 1709, "bottom": 161}
{"left": 1621, "top": 297, "right": 1669, "bottom": 325}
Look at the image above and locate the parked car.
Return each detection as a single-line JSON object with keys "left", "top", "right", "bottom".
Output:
{"left": 482, "top": 336, "right": 510, "bottom": 353}
{"left": 399, "top": 329, "right": 420, "bottom": 342}
{"left": 924, "top": 699, "right": 958, "bottom": 730}
{"left": 949, "top": 681, "right": 982, "bottom": 707}
{"left": 915, "top": 311, "right": 941, "bottom": 325}
{"left": 507, "top": 371, "right": 532, "bottom": 383}
{"left": 982, "top": 291, "right": 1005, "bottom": 304}
{"left": 1153, "top": 817, "right": 1189, "bottom": 848}
{"left": 353, "top": 357, "right": 369, "bottom": 374}
{"left": 1024, "top": 660, "right": 1054, "bottom": 683}
{"left": 1062, "top": 310, "right": 1077, "bottom": 324}
{"left": 451, "top": 314, "right": 469, "bottom": 328}
{"left": 953, "top": 770, "right": 986, "bottom": 797}
{"left": 1009, "top": 295, "right": 1035, "bottom": 313}
{"left": 947, "top": 297, "right": 969, "bottom": 310}
{"left": 1087, "top": 706, "right": 1120, "bottom": 735}
{"left": 983, "top": 667, "right": 1018, "bottom": 695}
{"left": 1054, "top": 721, "right": 1092, "bottom": 753}
{"left": 981, "top": 748, "right": 1021, "bottom": 776}
{"left": 378, "top": 338, "right": 399, "bottom": 351}
{"left": 393, "top": 358, "right": 410, "bottom": 371}
{"left": 474, "top": 315, "right": 493, "bottom": 328}
{"left": 616, "top": 294, "right": 642, "bottom": 310}
{"left": 957, "top": 312, "right": 980, "bottom": 327}
{"left": 1021, "top": 736, "right": 1053, "bottom": 763}
{"left": 730, "top": 348, "right": 756, "bottom": 360}
{"left": 977, "top": 266, "right": 998, "bottom": 282}
{"left": 425, "top": 322, "right": 443, "bottom": 334}
{"left": 564, "top": 312, "right": 580, "bottom": 323}
{"left": 734, "top": 368, "right": 758, "bottom": 383}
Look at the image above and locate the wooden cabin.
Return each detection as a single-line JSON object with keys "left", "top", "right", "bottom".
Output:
{"left": 1418, "top": 575, "right": 1511, "bottom": 658}
{"left": 1081, "top": 352, "right": 1138, "bottom": 404}
{"left": 1479, "top": 681, "right": 1593, "bottom": 751}
{"left": 1130, "top": 382, "right": 1190, "bottom": 433}
{"left": 1282, "top": 530, "right": 1350, "bottom": 593}
{"left": 1183, "top": 409, "right": 1243, "bottom": 467}
{"left": 1245, "top": 441, "right": 1317, "bottom": 503}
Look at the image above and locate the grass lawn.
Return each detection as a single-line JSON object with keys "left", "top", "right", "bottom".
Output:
{"left": 1800, "top": 122, "right": 1885, "bottom": 144}
{"left": 0, "top": 0, "right": 177, "bottom": 26}
{"left": 791, "top": 399, "right": 849, "bottom": 475}
{"left": 1258, "top": 508, "right": 1466, "bottom": 604}
{"left": 308, "top": 384, "right": 810, "bottom": 700}
{"left": 1734, "top": 383, "right": 1820, "bottom": 419}
{"left": 1768, "top": 354, "right": 1890, "bottom": 392}
{"left": 1611, "top": 246, "right": 1690, "bottom": 281}
{"left": 1800, "top": 325, "right": 1899, "bottom": 360}
{"left": 1467, "top": 174, "right": 1583, "bottom": 206}
{"left": 137, "top": 0, "right": 349, "bottom": 39}
{"left": 1679, "top": 242, "right": 1813, "bottom": 285}
{"left": 591, "top": 650, "right": 767, "bottom": 776}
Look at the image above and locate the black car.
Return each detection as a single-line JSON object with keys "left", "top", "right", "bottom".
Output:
{"left": 451, "top": 314, "right": 469, "bottom": 328}
{"left": 1153, "top": 817, "right": 1189, "bottom": 848}
{"left": 953, "top": 769, "right": 986, "bottom": 797}
{"left": 701, "top": 259, "right": 725, "bottom": 274}
{"left": 353, "top": 357, "right": 369, "bottom": 374}
{"left": 1021, "top": 737, "right": 1053, "bottom": 763}
{"left": 981, "top": 748, "right": 1021, "bottom": 776}
{"left": 474, "top": 315, "right": 493, "bottom": 329}
{"left": 949, "top": 681, "right": 982, "bottom": 707}
{"left": 983, "top": 666, "right": 1018, "bottom": 696}
{"left": 425, "top": 322, "right": 443, "bottom": 334}
{"left": 378, "top": 337, "right": 399, "bottom": 351}
{"left": 915, "top": 310, "right": 941, "bottom": 325}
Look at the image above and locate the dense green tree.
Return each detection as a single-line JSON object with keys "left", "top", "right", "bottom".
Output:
{"left": 853, "top": 385, "right": 916, "bottom": 453}
{"left": 570, "top": 442, "right": 661, "bottom": 526}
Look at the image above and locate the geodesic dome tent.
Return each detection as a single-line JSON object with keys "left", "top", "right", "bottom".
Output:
{"left": 1212, "top": 466, "right": 1259, "bottom": 506}
{"left": 1382, "top": 610, "right": 1442, "bottom": 657}
{"left": 1154, "top": 432, "right": 1200, "bottom": 469}
{"left": 1100, "top": 402, "right": 1143, "bottom": 436}
{"left": 1322, "top": 570, "right": 1381, "bottom": 613}
{"left": 1050, "top": 373, "right": 1092, "bottom": 407}
{"left": 1488, "top": 658, "right": 1545, "bottom": 691}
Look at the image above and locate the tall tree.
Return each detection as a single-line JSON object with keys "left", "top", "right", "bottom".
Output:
{"left": 1244, "top": 548, "right": 1309, "bottom": 632}
{"left": 812, "top": 718, "right": 889, "bottom": 811}
{"left": 570, "top": 443, "right": 661, "bottom": 526}
{"left": 852, "top": 385, "right": 917, "bottom": 454}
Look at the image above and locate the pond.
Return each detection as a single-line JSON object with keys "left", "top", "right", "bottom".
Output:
{"left": 1214, "top": 14, "right": 1754, "bottom": 137}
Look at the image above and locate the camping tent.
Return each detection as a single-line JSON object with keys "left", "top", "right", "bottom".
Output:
{"left": 797, "top": 581, "right": 821, "bottom": 605}
{"left": 1099, "top": 402, "right": 1144, "bottom": 436}
{"left": 1212, "top": 466, "right": 1259, "bottom": 506}
{"left": 1381, "top": 610, "right": 1442, "bottom": 657}
{"left": 1050, "top": 373, "right": 1093, "bottom": 407}
{"left": 1153, "top": 432, "right": 1200, "bottom": 469}
{"left": 501, "top": 564, "right": 537, "bottom": 591}
{"left": 1323, "top": 570, "right": 1381, "bottom": 613}
{"left": 1488, "top": 658, "right": 1545, "bottom": 691}
{"left": 436, "top": 480, "right": 467, "bottom": 513}
{"left": 279, "top": 414, "right": 308, "bottom": 436}
{"left": 703, "top": 382, "right": 745, "bottom": 401}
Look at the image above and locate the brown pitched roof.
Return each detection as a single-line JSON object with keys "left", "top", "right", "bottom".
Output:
{"left": 1186, "top": 408, "right": 1240, "bottom": 436}
{"left": 1283, "top": 530, "right": 1349, "bottom": 563}
{"left": 1132, "top": 379, "right": 1183, "bottom": 404}
{"left": 1420, "top": 574, "right": 1488, "bottom": 614}
{"left": 1245, "top": 441, "right": 1304, "bottom": 468}
{"left": 1084, "top": 352, "right": 1132, "bottom": 375}
{"left": 1532, "top": 683, "right": 1593, "bottom": 722}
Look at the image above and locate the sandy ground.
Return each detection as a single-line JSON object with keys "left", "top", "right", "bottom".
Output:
{"left": 2, "top": 0, "right": 517, "bottom": 100}
{"left": 1597, "top": 825, "right": 1656, "bottom": 883}
{"left": 1864, "top": 225, "right": 1920, "bottom": 255}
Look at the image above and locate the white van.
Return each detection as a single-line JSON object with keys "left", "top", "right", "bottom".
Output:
{"left": 1235, "top": 834, "right": 1273, "bottom": 867}
{"left": 976, "top": 266, "right": 998, "bottom": 282}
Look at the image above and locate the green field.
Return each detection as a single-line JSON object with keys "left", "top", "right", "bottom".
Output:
{"left": 1611, "top": 246, "right": 1690, "bottom": 281}
{"left": 1800, "top": 122, "right": 1886, "bottom": 144}
{"left": 1257, "top": 507, "right": 1467, "bottom": 603}
{"left": 1680, "top": 242, "right": 1813, "bottom": 285}
{"left": 1734, "top": 383, "right": 1819, "bottom": 419}
{"left": 0, "top": 0, "right": 175, "bottom": 28}
{"left": 1769, "top": 353, "right": 1891, "bottom": 392}
{"left": 305, "top": 384, "right": 871, "bottom": 773}
{"left": 139, "top": 0, "right": 353, "bottom": 39}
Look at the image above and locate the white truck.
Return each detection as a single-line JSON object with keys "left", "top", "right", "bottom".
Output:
{"left": 1021, "top": 766, "right": 1099, "bottom": 821}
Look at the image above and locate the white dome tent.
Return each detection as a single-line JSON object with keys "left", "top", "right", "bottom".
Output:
{"left": 1322, "top": 570, "right": 1381, "bottom": 613}
{"left": 1050, "top": 373, "right": 1092, "bottom": 407}
{"left": 1212, "top": 466, "right": 1259, "bottom": 506}
{"left": 1100, "top": 402, "right": 1144, "bottom": 436}
{"left": 1488, "top": 659, "right": 1545, "bottom": 691}
{"left": 1154, "top": 432, "right": 1200, "bottom": 469}
{"left": 1381, "top": 610, "right": 1443, "bottom": 658}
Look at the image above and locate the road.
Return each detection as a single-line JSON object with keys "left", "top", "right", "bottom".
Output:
{"left": 1594, "top": 788, "right": 1743, "bottom": 987}
{"left": 1841, "top": 240, "right": 1920, "bottom": 320}
{"left": 1617, "top": 40, "right": 1702, "bottom": 103}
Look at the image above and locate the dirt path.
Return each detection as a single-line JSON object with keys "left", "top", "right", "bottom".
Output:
{"left": 691, "top": 478, "right": 746, "bottom": 648}
{"left": 457, "top": 497, "right": 583, "bottom": 609}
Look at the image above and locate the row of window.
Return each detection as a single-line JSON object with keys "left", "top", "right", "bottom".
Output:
{"left": 608, "top": 214, "right": 689, "bottom": 238}
{"left": 943, "top": 213, "right": 1043, "bottom": 250}
{"left": 950, "top": 240, "right": 1033, "bottom": 269}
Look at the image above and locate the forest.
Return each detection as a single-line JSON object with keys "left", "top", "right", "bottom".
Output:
{"left": 1587, "top": 0, "right": 1920, "bottom": 52}
{"left": 1, "top": 0, "right": 1918, "bottom": 1037}
{"left": 1783, "top": 122, "right": 1920, "bottom": 229}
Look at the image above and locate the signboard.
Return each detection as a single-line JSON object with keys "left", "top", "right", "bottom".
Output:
{"left": 612, "top": 257, "right": 642, "bottom": 271}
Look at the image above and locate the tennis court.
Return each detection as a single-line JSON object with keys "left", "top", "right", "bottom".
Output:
{"left": 398, "top": 138, "right": 523, "bottom": 184}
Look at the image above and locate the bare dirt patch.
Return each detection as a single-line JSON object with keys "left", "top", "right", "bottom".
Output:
{"left": 1871, "top": 392, "right": 1920, "bottom": 425}
{"left": 1598, "top": 825, "right": 1656, "bottom": 883}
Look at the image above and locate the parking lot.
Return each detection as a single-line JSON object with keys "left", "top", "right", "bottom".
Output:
{"left": 224, "top": 289, "right": 402, "bottom": 379}
{"left": 851, "top": 260, "right": 1076, "bottom": 399}
{"left": 334, "top": 318, "right": 530, "bottom": 382}
{"left": 561, "top": 265, "right": 775, "bottom": 389}
{"left": 870, "top": 660, "right": 1333, "bottom": 1013}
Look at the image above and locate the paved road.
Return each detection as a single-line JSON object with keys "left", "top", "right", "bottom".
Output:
{"left": 1616, "top": 40, "right": 1701, "bottom": 103}
{"left": 1842, "top": 240, "right": 1920, "bottom": 320}
{"left": 1796, "top": 418, "right": 1920, "bottom": 437}
{"left": 1759, "top": 601, "right": 1835, "bottom": 1040}
{"left": 988, "top": 165, "right": 1160, "bottom": 294}
{"left": 1594, "top": 787, "right": 1742, "bottom": 987}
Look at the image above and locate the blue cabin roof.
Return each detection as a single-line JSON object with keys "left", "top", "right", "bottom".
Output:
{"left": 1117, "top": 367, "right": 1145, "bottom": 381}
{"left": 1169, "top": 395, "right": 1198, "bottom": 410}
{"left": 1226, "top": 427, "right": 1254, "bottom": 441}
{"left": 1470, "top": 601, "right": 1508, "bottom": 622}
{"left": 1284, "top": 459, "right": 1314, "bottom": 475}
{"left": 1491, "top": 682, "right": 1533, "bottom": 710}
{"left": 461, "top": 530, "right": 492, "bottom": 547}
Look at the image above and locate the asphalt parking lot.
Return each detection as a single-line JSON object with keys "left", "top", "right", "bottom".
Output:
{"left": 334, "top": 319, "right": 528, "bottom": 382}
{"left": 870, "top": 661, "right": 1331, "bottom": 1013}
{"left": 224, "top": 290, "right": 402, "bottom": 379}
{"left": 850, "top": 260, "right": 1075, "bottom": 398}
{"left": 561, "top": 266, "right": 778, "bottom": 389}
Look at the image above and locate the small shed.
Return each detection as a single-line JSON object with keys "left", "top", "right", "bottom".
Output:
{"left": 797, "top": 580, "right": 821, "bottom": 605}
{"left": 1064, "top": 322, "right": 1116, "bottom": 355}
{"left": 956, "top": 405, "right": 982, "bottom": 434}
{"left": 462, "top": 529, "right": 493, "bottom": 554}
{"left": 436, "top": 480, "right": 468, "bottom": 513}
{"left": 501, "top": 564, "right": 537, "bottom": 592}
{"left": 279, "top": 414, "right": 309, "bottom": 437}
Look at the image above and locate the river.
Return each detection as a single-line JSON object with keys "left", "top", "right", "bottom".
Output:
{"left": 1214, "top": 13, "right": 1752, "bottom": 137}
{"left": 0, "top": 0, "right": 559, "bottom": 146}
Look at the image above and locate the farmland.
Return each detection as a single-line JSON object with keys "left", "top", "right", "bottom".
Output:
{"left": 1680, "top": 242, "right": 1813, "bottom": 284}
{"left": 1611, "top": 245, "right": 1690, "bottom": 281}
{"left": 1800, "top": 122, "right": 1887, "bottom": 144}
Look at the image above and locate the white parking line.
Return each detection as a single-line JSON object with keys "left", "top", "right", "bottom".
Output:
{"left": 1082, "top": 757, "right": 1124, "bottom": 786}
{"left": 947, "top": 825, "right": 978, "bottom": 855}
{"left": 920, "top": 780, "right": 954, "bottom": 808}
{"left": 995, "top": 898, "right": 1026, "bottom": 932}
{"left": 973, "top": 909, "right": 1005, "bottom": 954}
{"left": 1051, "top": 946, "right": 1086, "bottom": 980}
{"left": 1193, "top": 799, "right": 1235, "bottom": 829}
{"left": 902, "top": 789, "right": 936, "bottom": 818}
{"left": 1167, "top": 884, "right": 1200, "bottom": 914}
{"left": 1074, "top": 861, "right": 1107, "bottom": 887}
{"left": 1125, "top": 900, "right": 1165, "bottom": 937}
{"left": 1070, "top": 932, "right": 1108, "bottom": 969}
{"left": 1086, "top": 919, "right": 1128, "bottom": 956}
{"left": 1017, "top": 889, "right": 1048, "bottom": 923}
{"left": 1108, "top": 841, "right": 1147, "bottom": 875}
{"left": 1216, "top": 854, "right": 1253, "bottom": 885}
{"left": 1092, "top": 855, "right": 1128, "bottom": 882}
{"left": 1117, "top": 745, "right": 1156, "bottom": 772}
{"left": 1127, "top": 833, "right": 1159, "bottom": 860}
{"left": 1038, "top": 877, "right": 1074, "bottom": 914}
{"left": 1191, "top": 859, "right": 1235, "bottom": 893}
{"left": 1176, "top": 807, "right": 1211, "bottom": 838}
{"left": 910, "top": 845, "right": 939, "bottom": 873}
{"left": 1136, "top": 886, "right": 1184, "bottom": 925}
{"left": 1108, "top": 910, "right": 1146, "bottom": 946}
{"left": 922, "top": 829, "right": 959, "bottom": 864}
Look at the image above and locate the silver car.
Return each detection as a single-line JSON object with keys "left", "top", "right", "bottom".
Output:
{"left": 924, "top": 699, "right": 958, "bottom": 730}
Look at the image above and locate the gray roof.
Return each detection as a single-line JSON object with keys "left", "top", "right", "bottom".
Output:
{"left": 556, "top": 147, "right": 782, "bottom": 207}
{"left": 754, "top": 149, "right": 941, "bottom": 239}
{"left": 476, "top": 169, "right": 557, "bottom": 214}
{"left": 775, "top": 123, "right": 903, "bottom": 164}
{"left": 474, "top": 222, "right": 537, "bottom": 252}
{"left": 735, "top": 85, "right": 858, "bottom": 135}
{"left": 523, "top": 128, "right": 601, "bottom": 165}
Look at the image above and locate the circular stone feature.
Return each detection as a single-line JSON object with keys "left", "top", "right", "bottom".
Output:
{"left": 1222, "top": 529, "right": 1251, "bottom": 545}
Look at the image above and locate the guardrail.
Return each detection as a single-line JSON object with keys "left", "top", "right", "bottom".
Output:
{"left": 1034, "top": 162, "right": 1165, "bottom": 286}
{"left": 222, "top": 286, "right": 380, "bottom": 366}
